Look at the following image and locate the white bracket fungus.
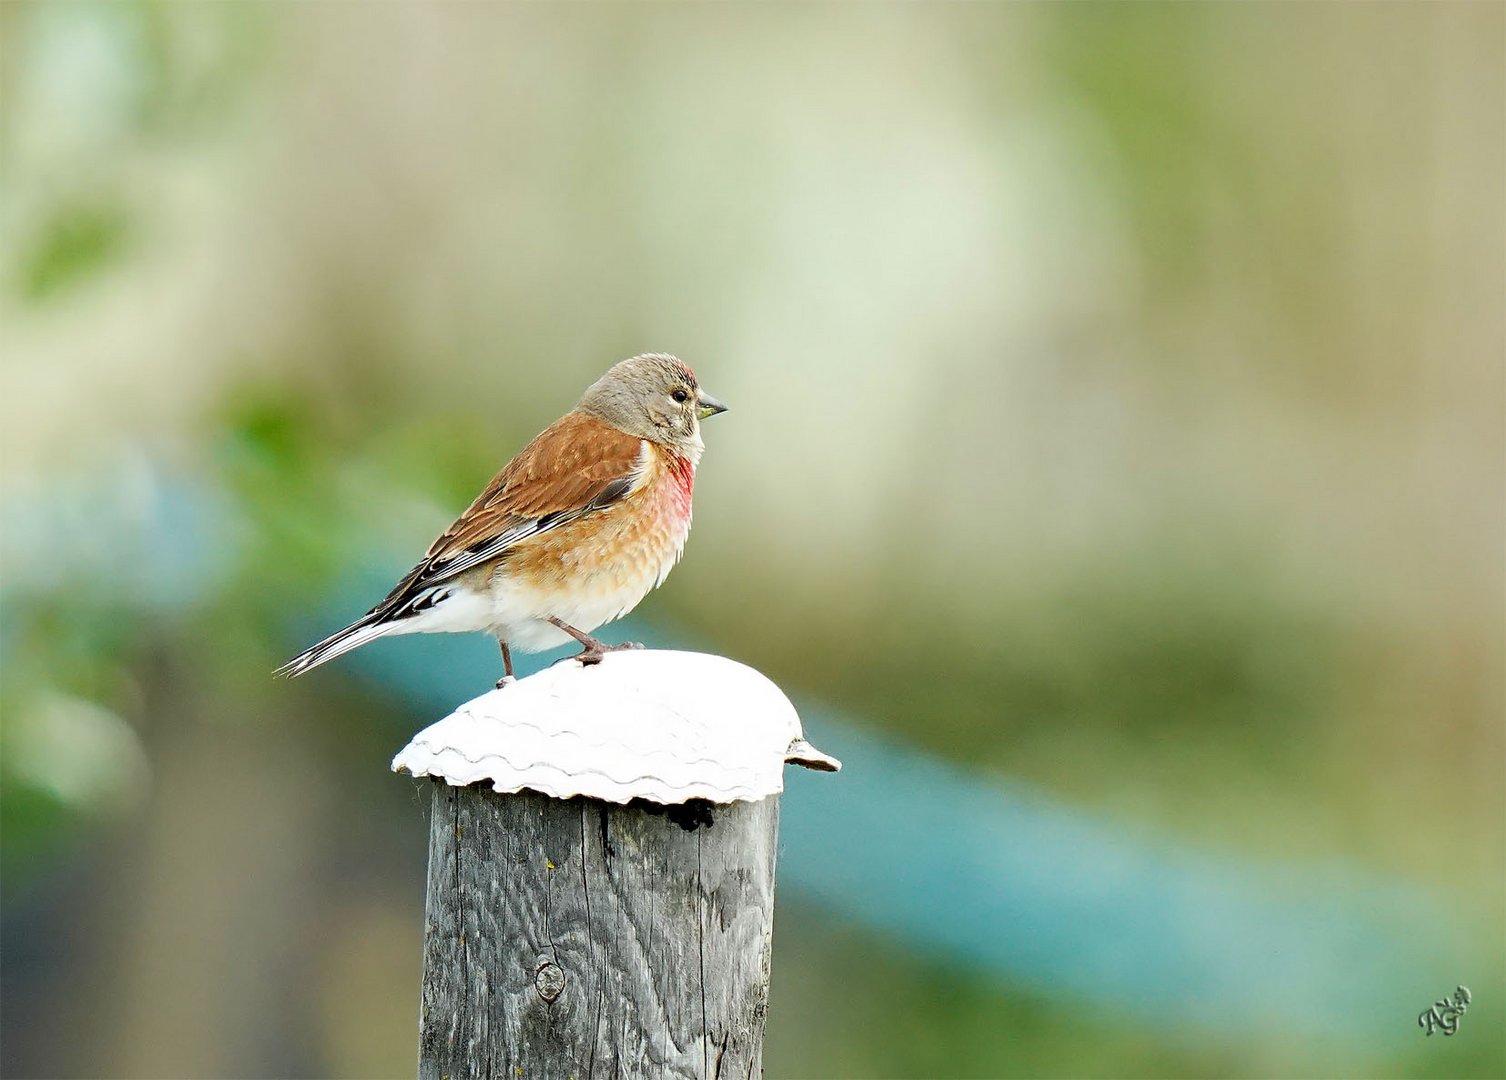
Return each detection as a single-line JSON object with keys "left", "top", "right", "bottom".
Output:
{"left": 392, "top": 649, "right": 839, "bottom": 805}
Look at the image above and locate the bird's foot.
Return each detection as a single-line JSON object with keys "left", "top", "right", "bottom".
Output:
{"left": 574, "top": 640, "right": 643, "bottom": 666}
{"left": 494, "top": 675, "right": 518, "bottom": 690}
{"left": 545, "top": 617, "right": 643, "bottom": 667}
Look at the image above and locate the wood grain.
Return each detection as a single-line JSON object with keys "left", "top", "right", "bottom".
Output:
{"left": 418, "top": 782, "right": 780, "bottom": 1080}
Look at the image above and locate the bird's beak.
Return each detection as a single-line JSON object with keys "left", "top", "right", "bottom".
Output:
{"left": 696, "top": 392, "right": 728, "bottom": 420}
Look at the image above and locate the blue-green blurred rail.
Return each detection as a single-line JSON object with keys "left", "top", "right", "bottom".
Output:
{"left": 1, "top": 466, "right": 1467, "bottom": 1050}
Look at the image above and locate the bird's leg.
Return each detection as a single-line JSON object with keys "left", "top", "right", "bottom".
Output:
{"left": 546, "top": 617, "right": 643, "bottom": 666}
{"left": 495, "top": 640, "right": 515, "bottom": 689}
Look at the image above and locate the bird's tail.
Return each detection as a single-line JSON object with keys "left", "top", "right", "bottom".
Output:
{"left": 275, "top": 615, "right": 395, "bottom": 678}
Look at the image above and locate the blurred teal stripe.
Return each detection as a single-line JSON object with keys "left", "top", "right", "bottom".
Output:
{"left": 779, "top": 723, "right": 1454, "bottom": 1046}
{"left": 346, "top": 600, "right": 1460, "bottom": 1048}
{"left": 3, "top": 469, "right": 1466, "bottom": 1048}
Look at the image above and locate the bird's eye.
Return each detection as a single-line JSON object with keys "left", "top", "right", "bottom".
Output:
{"left": 671, "top": 388, "right": 689, "bottom": 403}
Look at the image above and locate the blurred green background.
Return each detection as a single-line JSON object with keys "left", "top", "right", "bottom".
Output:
{"left": 1, "top": 3, "right": 1502, "bottom": 1078}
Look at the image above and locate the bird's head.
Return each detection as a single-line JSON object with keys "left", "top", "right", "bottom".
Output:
{"left": 577, "top": 353, "right": 728, "bottom": 457}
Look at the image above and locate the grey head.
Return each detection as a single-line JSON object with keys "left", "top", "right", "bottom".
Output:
{"left": 576, "top": 353, "right": 728, "bottom": 456}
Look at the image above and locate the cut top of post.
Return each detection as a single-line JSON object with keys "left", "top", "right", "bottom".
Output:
{"left": 392, "top": 650, "right": 839, "bottom": 805}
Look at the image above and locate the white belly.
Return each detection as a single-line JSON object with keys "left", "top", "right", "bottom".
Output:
{"left": 490, "top": 581, "right": 652, "bottom": 651}
{"left": 390, "top": 562, "right": 669, "bottom": 652}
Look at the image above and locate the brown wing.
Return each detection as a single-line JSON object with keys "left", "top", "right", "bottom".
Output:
{"left": 428, "top": 413, "right": 645, "bottom": 562}
{"left": 365, "top": 413, "right": 646, "bottom": 623}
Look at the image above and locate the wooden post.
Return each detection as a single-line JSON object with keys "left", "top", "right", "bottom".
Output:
{"left": 418, "top": 785, "right": 779, "bottom": 1079}
{"left": 391, "top": 651, "right": 838, "bottom": 1080}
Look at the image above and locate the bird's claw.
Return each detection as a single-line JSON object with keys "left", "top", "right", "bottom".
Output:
{"left": 495, "top": 675, "right": 517, "bottom": 689}
{"left": 574, "top": 641, "right": 643, "bottom": 666}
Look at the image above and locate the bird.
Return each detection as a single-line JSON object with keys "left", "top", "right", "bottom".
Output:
{"left": 277, "top": 353, "right": 727, "bottom": 685}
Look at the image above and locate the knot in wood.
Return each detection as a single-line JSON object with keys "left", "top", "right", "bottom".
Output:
{"left": 533, "top": 961, "right": 565, "bottom": 1002}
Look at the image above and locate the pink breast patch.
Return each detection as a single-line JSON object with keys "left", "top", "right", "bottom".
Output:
{"left": 665, "top": 454, "right": 696, "bottom": 517}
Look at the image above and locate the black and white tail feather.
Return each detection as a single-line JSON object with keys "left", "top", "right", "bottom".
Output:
{"left": 274, "top": 617, "right": 397, "bottom": 678}
{"left": 274, "top": 568, "right": 458, "bottom": 678}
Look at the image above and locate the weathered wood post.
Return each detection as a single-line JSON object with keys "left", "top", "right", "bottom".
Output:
{"left": 392, "top": 650, "right": 839, "bottom": 1080}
